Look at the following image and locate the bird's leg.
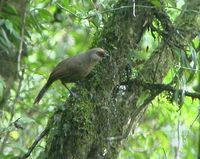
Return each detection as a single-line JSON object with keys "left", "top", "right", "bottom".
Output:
{"left": 61, "top": 82, "right": 78, "bottom": 98}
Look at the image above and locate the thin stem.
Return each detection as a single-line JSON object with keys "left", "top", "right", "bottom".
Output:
{"left": 57, "top": 3, "right": 200, "bottom": 21}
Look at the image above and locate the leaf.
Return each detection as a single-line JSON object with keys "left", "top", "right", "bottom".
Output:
{"left": 186, "top": 47, "right": 197, "bottom": 83}
{"left": 0, "top": 19, "right": 5, "bottom": 26}
{"left": 9, "top": 130, "right": 20, "bottom": 140}
{"left": 0, "top": 38, "right": 9, "bottom": 54}
{"left": 11, "top": 29, "right": 21, "bottom": 40}
{"left": 89, "top": 10, "right": 103, "bottom": 27}
{"left": 12, "top": 117, "right": 35, "bottom": 130}
{"left": 149, "top": 0, "right": 162, "bottom": 9}
{"left": 0, "top": 28, "right": 14, "bottom": 54}
{"left": 180, "top": 50, "right": 190, "bottom": 68}
{"left": 17, "top": 117, "right": 35, "bottom": 125}
{"left": 28, "top": 14, "right": 43, "bottom": 34}
{"left": 0, "top": 28, "right": 13, "bottom": 49}
{"left": 35, "top": 8, "right": 52, "bottom": 21}
{"left": 167, "top": 0, "right": 177, "bottom": 7}
{"left": 4, "top": 19, "right": 14, "bottom": 33}
{"left": 0, "top": 79, "right": 5, "bottom": 101}
{"left": 3, "top": 3, "right": 18, "bottom": 15}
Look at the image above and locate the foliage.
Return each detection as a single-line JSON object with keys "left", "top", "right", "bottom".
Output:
{"left": 0, "top": 0, "right": 199, "bottom": 158}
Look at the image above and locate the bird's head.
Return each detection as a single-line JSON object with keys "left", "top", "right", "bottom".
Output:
{"left": 89, "top": 48, "right": 109, "bottom": 62}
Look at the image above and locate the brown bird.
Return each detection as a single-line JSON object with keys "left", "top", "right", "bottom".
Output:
{"left": 34, "top": 48, "right": 108, "bottom": 104}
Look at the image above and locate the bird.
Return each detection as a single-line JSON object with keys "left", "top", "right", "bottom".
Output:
{"left": 34, "top": 48, "right": 109, "bottom": 104}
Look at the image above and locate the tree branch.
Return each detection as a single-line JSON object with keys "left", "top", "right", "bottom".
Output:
{"left": 20, "top": 126, "right": 50, "bottom": 159}
{"left": 106, "top": 86, "right": 165, "bottom": 141}
{"left": 20, "top": 109, "right": 63, "bottom": 158}
{"left": 121, "top": 79, "right": 200, "bottom": 99}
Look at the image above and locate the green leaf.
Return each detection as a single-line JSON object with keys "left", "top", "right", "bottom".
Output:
{"left": 0, "top": 79, "right": 5, "bottom": 101}
{"left": 35, "top": 8, "right": 52, "bottom": 21}
{"left": 11, "top": 29, "right": 21, "bottom": 40}
{"left": 3, "top": 3, "right": 18, "bottom": 15}
{"left": 28, "top": 14, "right": 43, "bottom": 34}
{"left": 1, "top": 28, "right": 13, "bottom": 49}
{"left": 186, "top": 47, "right": 197, "bottom": 83}
{"left": 167, "top": 0, "right": 177, "bottom": 7}
{"left": 0, "top": 19, "right": 5, "bottom": 26}
{"left": 88, "top": 10, "right": 103, "bottom": 27}
{"left": 180, "top": 50, "right": 189, "bottom": 68}
{"left": 149, "top": 0, "right": 162, "bottom": 9}
{"left": 0, "top": 28, "right": 14, "bottom": 53}
{"left": 14, "top": 117, "right": 35, "bottom": 129}
{"left": 0, "top": 37, "right": 9, "bottom": 54}
{"left": 4, "top": 19, "right": 14, "bottom": 33}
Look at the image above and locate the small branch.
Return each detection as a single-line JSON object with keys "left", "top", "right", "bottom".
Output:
{"left": 175, "top": 111, "right": 181, "bottom": 159}
{"left": 17, "top": 0, "right": 28, "bottom": 78}
{"left": 133, "top": 0, "right": 136, "bottom": 17}
{"left": 175, "top": 65, "right": 200, "bottom": 72}
{"left": 0, "top": 69, "right": 24, "bottom": 152}
{"left": 57, "top": 3, "right": 134, "bottom": 20}
{"left": 121, "top": 80, "right": 200, "bottom": 100}
{"left": 57, "top": 3, "right": 80, "bottom": 18}
{"left": 191, "top": 112, "right": 200, "bottom": 127}
{"left": 0, "top": 118, "right": 22, "bottom": 133}
{"left": 20, "top": 109, "right": 62, "bottom": 158}
{"left": 106, "top": 87, "right": 164, "bottom": 141}
{"left": 107, "top": 79, "right": 200, "bottom": 141}
{"left": 57, "top": 3, "right": 200, "bottom": 21}
{"left": 144, "top": 83, "right": 200, "bottom": 99}
{"left": 20, "top": 127, "right": 51, "bottom": 159}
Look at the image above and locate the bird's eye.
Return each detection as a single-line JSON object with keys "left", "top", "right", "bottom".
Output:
{"left": 96, "top": 51, "right": 105, "bottom": 57}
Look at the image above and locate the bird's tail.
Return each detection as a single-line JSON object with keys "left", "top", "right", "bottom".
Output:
{"left": 34, "top": 81, "right": 52, "bottom": 104}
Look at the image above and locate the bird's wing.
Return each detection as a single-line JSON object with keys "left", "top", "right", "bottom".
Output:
{"left": 48, "top": 57, "right": 82, "bottom": 82}
{"left": 48, "top": 58, "right": 71, "bottom": 80}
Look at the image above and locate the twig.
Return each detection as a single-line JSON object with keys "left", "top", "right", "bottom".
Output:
{"left": 106, "top": 88, "right": 164, "bottom": 141}
{"left": 190, "top": 106, "right": 200, "bottom": 127}
{"left": 121, "top": 80, "right": 200, "bottom": 100}
{"left": 145, "top": 83, "right": 200, "bottom": 99}
{"left": 0, "top": 69, "right": 25, "bottom": 152}
{"left": 57, "top": 3, "right": 79, "bottom": 18}
{"left": 175, "top": 111, "right": 181, "bottom": 159}
{"left": 20, "top": 126, "right": 51, "bottom": 159}
{"left": 17, "top": 0, "right": 28, "bottom": 78}
{"left": 175, "top": 65, "right": 200, "bottom": 72}
{"left": 57, "top": 3, "right": 200, "bottom": 21}
{"left": 133, "top": 0, "right": 136, "bottom": 16}
{"left": 20, "top": 109, "right": 62, "bottom": 158}
{"left": 107, "top": 77, "right": 200, "bottom": 141}
{"left": 0, "top": 117, "right": 22, "bottom": 133}
{"left": 57, "top": 3, "right": 134, "bottom": 20}
{"left": 162, "top": 148, "right": 167, "bottom": 159}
